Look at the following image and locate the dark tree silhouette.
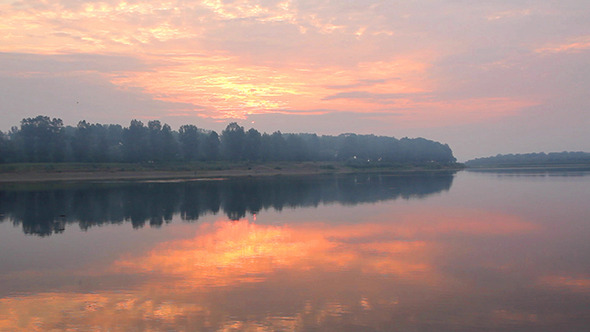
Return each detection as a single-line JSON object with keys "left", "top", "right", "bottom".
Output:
{"left": 221, "top": 122, "right": 245, "bottom": 161}
{"left": 203, "top": 131, "right": 220, "bottom": 161}
{"left": 179, "top": 125, "right": 200, "bottom": 161}
{"left": 18, "top": 116, "right": 65, "bottom": 162}
{"left": 1, "top": 115, "right": 459, "bottom": 165}
{"left": 465, "top": 152, "right": 590, "bottom": 167}
{"left": 243, "top": 128, "right": 262, "bottom": 161}
{"left": 122, "top": 120, "right": 149, "bottom": 162}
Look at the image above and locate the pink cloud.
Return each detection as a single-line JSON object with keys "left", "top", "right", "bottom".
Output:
{"left": 535, "top": 36, "right": 590, "bottom": 54}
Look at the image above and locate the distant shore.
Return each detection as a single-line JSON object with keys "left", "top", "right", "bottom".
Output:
{"left": 464, "top": 163, "right": 590, "bottom": 171}
{"left": 0, "top": 162, "right": 463, "bottom": 183}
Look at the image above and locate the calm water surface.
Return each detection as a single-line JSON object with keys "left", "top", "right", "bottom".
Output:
{"left": 0, "top": 170, "right": 589, "bottom": 331}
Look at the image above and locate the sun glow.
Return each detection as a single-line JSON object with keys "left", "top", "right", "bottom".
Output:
{"left": 108, "top": 53, "right": 435, "bottom": 119}
{"left": 0, "top": 0, "right": 546, "bottom": 126}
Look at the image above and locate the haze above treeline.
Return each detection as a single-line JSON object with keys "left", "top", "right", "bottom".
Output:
{"left": 0, "top": 115, "right": 457, "bottom": 165}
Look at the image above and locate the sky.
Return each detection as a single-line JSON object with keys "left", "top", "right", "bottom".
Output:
{"left": 0, "top": 0, "right": 589, "bottom": 160}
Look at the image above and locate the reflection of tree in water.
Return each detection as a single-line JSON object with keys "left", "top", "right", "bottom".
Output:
{"left": 0, "top": 172, "right": 455, "bottom": 236}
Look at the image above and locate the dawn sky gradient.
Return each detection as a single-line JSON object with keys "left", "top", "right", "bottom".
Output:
{"left": 1, "top": 0, "right": 589, "bottom": 160}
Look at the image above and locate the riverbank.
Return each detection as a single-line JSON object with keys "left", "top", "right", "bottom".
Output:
{"left": 0, "top": 162, "right": 463, "bottom": 183}
{"left": 464, "top": 163, "right": 590, "bottom": 171}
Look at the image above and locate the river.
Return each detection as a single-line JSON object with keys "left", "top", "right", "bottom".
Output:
{"left": 0, "top": 170, "right": 589, "bottom": 331}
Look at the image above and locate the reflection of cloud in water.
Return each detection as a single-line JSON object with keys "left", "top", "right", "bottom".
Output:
{"left": 114, "top": 219, "right": 433, "bottom": 288}
{"left": 0, "top": 208, "right": 546, "bottom": 331}
{"left": 538, "top": 275, "right": 590, "bottom": 292}
{"left": 0, "top": 292, "right": 211, "bottom": 331}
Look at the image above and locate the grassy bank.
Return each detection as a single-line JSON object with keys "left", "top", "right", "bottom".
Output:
{"left": 0, "top": 161, "right": 464, "bottom": 183}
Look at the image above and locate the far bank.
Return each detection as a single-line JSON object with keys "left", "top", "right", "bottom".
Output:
{"left": 0, "top": 161, "right": 464, "bottom": 183}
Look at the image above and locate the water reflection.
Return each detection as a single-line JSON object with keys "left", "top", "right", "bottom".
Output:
{"left": 0, "top": 172, "right": 455, "bottom": 236}
{"left": 1, "top": 209, "right": 587, "bottom": 331}
{"left": 1, "top": 171, "right": 589, "bottom": 331}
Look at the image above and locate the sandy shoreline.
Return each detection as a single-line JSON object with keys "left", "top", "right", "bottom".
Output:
{"left": 0, "top": 166, "right": 317, "bottom": 183}
{"left": 0, "top": 164, "right": 355, "bottom": 183}
{"left": 0, "top": 163, "right": 463, "bottom": 183}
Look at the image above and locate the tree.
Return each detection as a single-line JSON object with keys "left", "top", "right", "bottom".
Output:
{"left": 179, "top": 125, "right": 200, "bottom": 161}
{"left": 147, "top": 120, "right": 163, "bottom": 161}
{"left": 105, "top": 124, "right": 124, "bottom": 162}
{"left": 0, "top": 131, "right": 15, "bottom": 163}
{"left": 337, "top": 134, "right": 359, "bottom": 161}
{"left": 285, "top": 134, "right": 307, "bottom": 161}
{"left": 243, "top": 128, "right": 261, "bottom": 161}
{"left": 160, "top": 124, "right": 179, "bottom": 161}
{"left": 91, "top": 124, "right": 109, "bottom": 162}
{"left": 19, "top": 115, "right": 66, "bottom": 162}
{"left": 122, "top": 120, "right": 148, "bottom": 162}
{"left": 268, "top": 131, "right": 286, "bottom": 161}
{"left": 4, "top": 117, "right": 459, "bottom": 165}
{"left": 301, "top": 134, "right": 320, "bottom": 161}
{"left": 203, "top": 131, "right": 220, "bottom": 161}
{"left": 72, "top": 120, "right": 92, "bottom": 162}
{"left": 221, "top": 122, "right": 245, "bottom": 161}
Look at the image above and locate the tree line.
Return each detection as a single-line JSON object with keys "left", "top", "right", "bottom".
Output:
{"left": 465, "top": 152, "right": 590, "bottom": 167}
{"left": 0, "top": 115, "right": 457, "bottom": 164}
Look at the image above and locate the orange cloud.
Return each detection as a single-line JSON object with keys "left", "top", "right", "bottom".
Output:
{"left": 487, "top": 9, "right": 532, "bottom": 21}
{"left": 0, "top": 1, "right": 209, "bottom": 55}
{"left": 535, "top": 36, "right": 590, "bottom": 54}
{"left": 0, "top": 1, "right": 543, "bottom": 126}
{"left": 110, "top": 55, "right": 433, "bottom": 119}
{"left": 104, "top": 50, "right": 536, "bottom": 126}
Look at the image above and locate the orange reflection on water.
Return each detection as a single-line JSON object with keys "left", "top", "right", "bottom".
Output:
{"left": 0, "top": 209, "right": 544, "bottom": 331}
{"left": 538, "top": 275, "right": 590, "bottom": 292}
{"left": 113, "top": 209, "right": 538, "bottom": 289}
{"left": 0, "top": 292, "right": 209, "bottom": 331}
{"left": 114, "top": 219, "right": 433, "bottom": 289}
